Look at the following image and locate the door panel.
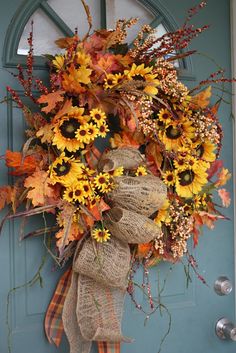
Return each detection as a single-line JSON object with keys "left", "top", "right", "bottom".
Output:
{"left": 0, "top": 1, "right": 234, "bottom": 353}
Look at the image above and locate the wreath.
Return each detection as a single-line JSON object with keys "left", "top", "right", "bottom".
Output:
{"left": 0, "top": 1, "right": 232, "bottom": 352}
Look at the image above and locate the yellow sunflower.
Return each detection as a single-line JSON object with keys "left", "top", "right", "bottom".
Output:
{"left": 195, "top": 139, "right": 216, "bottom": 162}
{"left": 135, "top": 166, "right": 147, "bottom": 176}
{"left": 73, "top": 184, "right": 87, "bottom": 204}
{"left": 108, "top": 166, "right": 124, "bottom": 177}
{"left": 104, "top": 74, "right": 117, "bottom": 89}
{"left": 50, "top": 154, "right": 83, "bottom": 186}
{"left": 92, "top": 228, "right": 111, "bottom": 243}
{"left": 162, "top": 170, "right": 175, "bottom": 186}
{"left": 124, "top": 63, "right": 153, "bottom": 79}
{"left": 97, "top": 123, "right": 109, "bottom": 138}
{"left": 159, "top": 119, "right": 195, "bottom": 152}
{"left": 158, "top": 108, "right": 172, "bottom": 124}
{"left": 154, "top": 199, "right": 171, "bottom": 226}
{"left": 143, "top": 74, "right": 159, "bottom": 96}
{"left": 175, "top": 163, "right": 208, "bottom": 198}
{"left": 67, "top": 106, "right": 91, "bottom": 124}
{"left": 63, "top": 186, "right": 75, "bottom": 203}
{"left": 90, "top": 108, "right": 107, "bottom": 126}
{"left": 93, "top": 172, "right": 112, "bottom": 192}
{"left": 52, "top": 115, "right": 84, "bottom": 152}
{"left": 75, "top": 123, "right": 93, "bottom": 144}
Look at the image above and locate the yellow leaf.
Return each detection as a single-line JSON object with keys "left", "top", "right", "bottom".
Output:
{"left": 38, "top": 90, "right": 65, "bottom": 114}
{"left": 0, "top": 186, "right": 12, "bottom": 210}
{"left": 191, "top": 86, "right": 212, "bottom": 109}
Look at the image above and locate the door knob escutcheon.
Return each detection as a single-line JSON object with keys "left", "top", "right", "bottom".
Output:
{"left": 215, "top": 318, "right": 236, "bottom": 341}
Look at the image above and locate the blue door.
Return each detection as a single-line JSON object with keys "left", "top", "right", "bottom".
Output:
{"left": 0, "top": 1, "right": 235, "bottom": 353}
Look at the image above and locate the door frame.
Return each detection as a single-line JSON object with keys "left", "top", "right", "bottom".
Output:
{"left": 230, "top": 0, "right": 236, "bottom": 319}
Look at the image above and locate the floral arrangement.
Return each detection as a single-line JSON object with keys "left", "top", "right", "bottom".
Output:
{"left": 0, "top": 1, "right": 232, "bottom": 352}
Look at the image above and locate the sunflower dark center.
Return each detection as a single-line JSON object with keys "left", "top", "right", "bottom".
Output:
{"left": 79, "top": 129, "right": 87, "bottom": 136}
{"left": 196, "top": 145, "right": 204, "bottom": 158}
{"left": 107, "top": 79, "right": 113, "bottom": 85}
{"left": 75, "top": 190, "right": 82, "bottom": 196}
{"left": 166, "top": 125, "right": 182, "bottom": 139}
{"left": 167, "top": 174, "right": 174, "bottom": 181}
{"left": 178, "top": 170, "right": 194, "bottom": 186}
{"left": 98, "top": 231, "right": 105, "bottom": 237}
{"left": 68, "top": 191, "right": 74, "bottom": 198}
{"left": 83, "top": 185, "right": 89, "bottom": 192}
{"left": 95, "top": 114, "right": 102, "bottom": 120}
{"left": 100, "top": 126, "right": 105, "bottom": 132}
{"left": 98, "top": 177, "right": 106, "bottom": 184}
{"left": 54, "top": 161, "right": 71, "bottom": 176}
{"left": 162, "top": 113, "right": 169, "bottom": 120}
{"left": 133, "top": 74, "right": 144, "bottom": 81}
{"left": 60, "top": 118, "right": 81, "bottom": 138}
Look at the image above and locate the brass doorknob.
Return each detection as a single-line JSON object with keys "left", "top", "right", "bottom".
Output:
{"left": 215, "top": 318, "right": 236, "bottom": 341}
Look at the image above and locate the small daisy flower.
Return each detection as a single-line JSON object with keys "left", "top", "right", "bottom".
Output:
{"left": 135, "top": 166, "right": 147, "bottom": 176}
{"left": 92, "top": 228, "right": 111, "bottom": 243}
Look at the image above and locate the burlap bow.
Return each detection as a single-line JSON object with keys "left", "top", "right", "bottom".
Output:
{"left": 62, "top": 148, "right": 167, "bottom": 353}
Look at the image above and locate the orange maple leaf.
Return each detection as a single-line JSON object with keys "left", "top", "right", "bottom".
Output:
{"left": 24, "top": 170, "right": 55, "bottom": 207}
{"left": 215, "top": 168, "right": 231, "bottom": 187}
{"left": 5, "top": 150, "right": 38, "bottom": 176}
{"left": 191, "top": 86, "right": 212, "bottom": 109}
{"left": 218, "top": 189, "right": 231, "bottom": 207}
{"left": 38, "top": 90, "right": 65, "bottom": 114}
{"left": 87, "top": 198, "right": 110, "bottom": 221}
{"left": 0, "top": 185, "right": 12, "bottom": 210}
{"left": 110, "top": 131, "right": 143, "bottom": 149}
{"left": 137, "top": 243, "right": 152, "bottom": 258}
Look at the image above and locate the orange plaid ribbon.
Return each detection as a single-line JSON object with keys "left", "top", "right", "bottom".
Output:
{"left": 98, "top": 342, "right": 121, "bottom": 353}
{"left": 44, "top": 267, "right": 72, "bottom": 347}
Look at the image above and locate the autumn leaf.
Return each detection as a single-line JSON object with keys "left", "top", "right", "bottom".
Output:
{"left": 38, "top": 90, "right": 65, "bottom": 114}
{"left": 137, "top": 243, "right": 152, "bottom": 258}
{"left": 110, "top": 131, "right": 143, "bottom": 149}
{"left": 218, "top": 189, "right": 231, "bottom": 207}
{"left": 52, "top": 99, "right": 72, "bottom": 123}
{"left": 55, "top": 35, "right": 79, "bottom": 49}
{"left": 198, "top": 211, "right": 225, "bottom": 229}
{"left": 207, "top": 159, "right": 223, "bottom": 180}
{"left": 85, "top": 145, "right": 101, "bottom": 169}
{"left": 24, "top": 170, "right": 56, "bottom": 207}
{"left": 146, "top": 142, "right": 163, "bottom": 175}
{"left": 36, "top": 124, "right": 54, "bottom": 144}
{"left": 191, "top": 86, "right": 212, "bottom": 109}
{"left": 0, "top": 186, "right": 12, "bottom": 210}
{"left": 87, "top": 198, "right": 110, "bottom": 221}
{"left": 5, "top": 150, "right": 38, "bottom": 176}
{"left": 215, "top": 168, "right": 231, "bottom": 187}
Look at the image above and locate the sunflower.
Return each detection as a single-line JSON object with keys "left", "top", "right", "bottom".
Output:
{"left": 97, "top": 123, "right": 109, "bottom": 138}
{"left": 53, "top": 115, "right": 84, "bottom": 152}
{"left": 90, "top": 108, "right": 107, "bottom": 126}
{"left": 108, "top": 166, "right": 124, "bottom": 177}
{"left": 93, "top": 172, "right": 112, "bottom": 192}
{"left": 135, "top": 166, "right": 147, "bottom": 176}
{"left": 154, "top": 199, "right": 171, "bottom": 226}
{"left": 162, "top": 170, "right": 175, "bottom": 186}
{"left": 195, "top": 139, "right": 216, "bottom": 162}
{"left": 75, "top": 123, "right": 92, "bottom": 144}
{"left": 91, "top": 228, "right": 111, "bottom": 243}
{"left": 67, "top": 106, "right": 91, "bottom": 124}
{"left": 73, "top": 184, "right": 87, "bottom": 204}
{"left": 63, "top": 186, "right": 75, "bottom": 203}
{"left": 159, "top": 119, "right": 195, "bottom": 152}
{"left": 143, "top": 74, "right": 159, "bottom": 96}
{"left": 158, "top": 108, "right": 172, "bottom": 124}
{"left": 50, "top": 154, "right": 83, "bottom": 186}
{"left": 104, "top": 74, "right": 117, "bottom": 89}
{"left": 124, "top": 63, "right": 153, "bottom": 80}
{"left": 175, "top": 163, "right": 208, "bottom": 198}
{"left": 87, "top": 123, "right": 99, "bottom": 141}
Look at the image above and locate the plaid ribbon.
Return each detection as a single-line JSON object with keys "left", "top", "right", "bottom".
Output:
{"left": 44, "top": 267, "right": 72, "bottom": 347}
{"left": 98, "top": 342, "right": 121, "bottom": 353}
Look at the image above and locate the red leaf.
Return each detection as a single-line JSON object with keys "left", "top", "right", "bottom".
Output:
{"left": 207, "top": 160, "right": 223, "bottom": 180}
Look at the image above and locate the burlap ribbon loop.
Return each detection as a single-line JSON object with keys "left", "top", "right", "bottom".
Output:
{"left": 73, "top": 237, "right": 130, "bottom": 289}
{"left": 104, "top": 207, "right": 162, "bottom": 244}
{"left": 98, "top": 147, "right": 144, "bottom": 172}
{"left": 108, "top": 175, "right": 167, "bottom": 217}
